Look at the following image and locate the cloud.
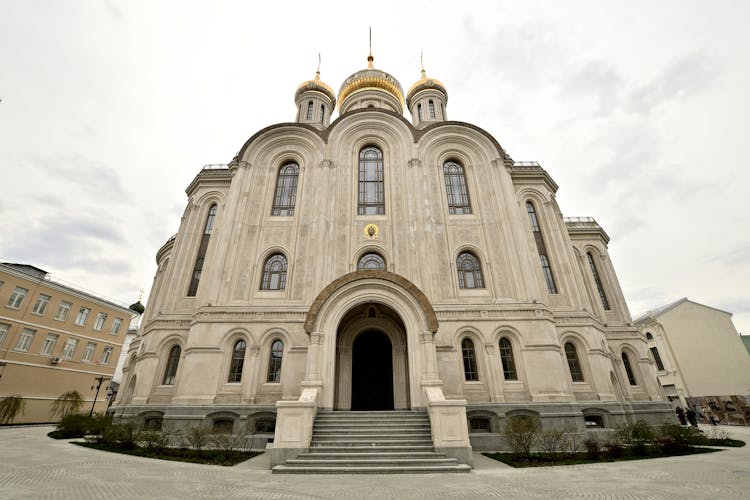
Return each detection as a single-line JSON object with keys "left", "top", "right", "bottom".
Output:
{"left": 626, "top": 51, "right": 720, "bottom": 114}
{"left": 25, "top": 152, "right": 128, "bottom": 200}
{"left": 706, "top": 244, "right": 750, "bottom": 267}
{"left": 560, "top": 59, "right": 624, "bottom": 117}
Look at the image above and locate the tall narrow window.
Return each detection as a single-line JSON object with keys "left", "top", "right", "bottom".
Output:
{"left": 41, "top": 334, "right": 58, "bottom": 356}
{"left": 100, "top": 346, "right": 113, "bottom": 365}
{"left": 261, "top": 254, "right": 288, "bottom": 290}
{"left": 82, "top": 342, "right": 96, "bottom": 362}
{"left": 565, "top": 342, "right": 585, "bottom": 382}
{"left": 357, "top": 253, "right": 386, "bottom": 270}
{"left": 62, "top": 338, "right": 78, "bottom": 358}
{"left": 461, "top": 338, "right": 479, "bottom": 381}
{"left": 499, "top": 337, "right": 518, "bottom": 380}
{"left": 0, "top": 323, "right": 11, "bottom": 346}
{"left": 587, "top": 252, "right": 610, "bottom": 310}
{"left": 650, "top": 347, "right": 665, "bottom": 371}
{"left": 6, "top": 286, "right": 28, "bottom": 309}
{"left": 16, "top": 328, "right": 36, "bottom": 352}
{"left": 621, "top": 352, "right": 637, "bottom": 385}
{"left": 320, "top": 104, "right": 325, "bottom": 124}
{"left": 75, "top": 307, "right": 90, "bottom": 326}
{"left": 267, "top": 339, "right": 284, "bottom": 382}
{"left": 429, "top": 99, "right": 436, "bottom": 118}
{"left": 162, "top": 345, "right": 181, "bottom": 385}
{"left": 110, "top": 318, "right": 123, "bottom": 335}
{"left": 55, "top": 301, "right": 72, "bottom": 321}
{"left": 526, "top": 201, "right": 558, "bottom": 293}
{"left": 457, "top": 252, "right": 484, "bottom": 289}
{"left": 417, "top": 103, "right": 423, "bottom": 122}
{"left": 93, "top": 312, "right": 107, "bottom": 331}
{"left": 358, "top": 146, "right": 385, "bottom": 215}
{"left": 32, "top": 294, "right": 51, "bottom": 315}
{"left": 271, "top": 163, "right": 299, "bottom": 216}
{"left": 306, "top": 101, "right": 313, "bottom": 120}
{"left": 228, "top": 339, "right": 246, "bottom": 382}
{"left": 443, "top": 161, "right": 472, "bottom": 214}
{"left": 187, "top": 204, "right": 217, "bottom": 296}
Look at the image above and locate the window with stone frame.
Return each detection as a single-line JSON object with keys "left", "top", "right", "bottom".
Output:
{"left": 456, "top": 252, "right": 484, "bottom": 289}
{"left": 271, "top": 163, "right": 300, "bottom": 216}
{"left": 526, "top": 201, "right": 558, "bottom": 294}
{"left": 260, "top": 254, "right": 288, "bottom": 290}
{"left": 357, "top": 146, "right": 385, "bottom": 215}
{"left": 357, "top": 252, "right": 386, "bottom": 271}
{"left": 31, "top": 293, "right": 51, "bottom": 315}
{"left": 162, "top": 345, "right": 181, "bottom": 385}
{"left": 461, "top": 338, "right": 479, "bottom": 381}
{"left": 187, "top": 204, "right": 217, "bottom": 296}
{"left": 565, "top": 342, "right": 585, "bottom": 382}
{"left": 621, "top": 352, "right": 638, "bottom": 385}
{"left": 499, "top": 337, "right": 518, "bottom": 380}
{"left": 6, "top": 286, "right": 28, "bottom": 309}
{"left": 228, "top": 339, "right": 246, "bottom": 383}
{"left": 55, "top": 301, "right": 72, "bottom": 321}
{"left": 266, "top": 339, "right": 284, "bottom": 383}
{"left": 443, "top": 161, "right": 472, "bottom": 214}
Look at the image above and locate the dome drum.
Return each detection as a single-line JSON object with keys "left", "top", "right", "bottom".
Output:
{"left": 338, "top": 64, "right": 405, "bottom": 114}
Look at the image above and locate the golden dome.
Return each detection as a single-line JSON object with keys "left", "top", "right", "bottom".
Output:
{"left": 295, "top": 71, "right": 336, "bottom": 106}
{"left": 406, "top": 70, "right": 447, "bottom": 108}
{"left": 338, "top": 56, "right": 404, "bottom": 111}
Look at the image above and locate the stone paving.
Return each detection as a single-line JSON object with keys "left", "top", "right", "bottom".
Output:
{"left": 1, "top": 425, "right": 750, "bottom": 499}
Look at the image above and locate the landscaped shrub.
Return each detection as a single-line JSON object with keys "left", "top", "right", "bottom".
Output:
{"left": 0, "top": 395, "right": 26, "bottom": 424}
{"left": 187, "top": 426, "right": 212, "bottom": 452}
{"left": 603, "top": 440, "right": 623, "bottom": 458}
{"left": 55, "top": 413, "right": 100, "bottom": 438}
{"left": 658, "top": 423, "right": 704, "bottom": 452}
{"left": 536, "top": 428, "right": 570, "bottom": 454}
{"left": 101, "top": 422, "right": 137, "bottom": 449}
{"left": 209, "top": 432, "right": 242, "bottom": 452}
{"left": 501, "top": 416, "right": 538, "bottom": 455}
{"left": 50, "top": 391, "right": 85, "bottom": 419}
{"left": 616, "top": 420, "right": 655, "bottom": 455}
{"left": 139, "top": 431, "right": 169, "bottom": 453}
{"left": 583, "top": 438, "right": 600, "bottom": 459}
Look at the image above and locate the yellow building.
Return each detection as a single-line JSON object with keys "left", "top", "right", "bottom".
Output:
{"left": 0, "top": 263, "right": 137, "bottom": 423}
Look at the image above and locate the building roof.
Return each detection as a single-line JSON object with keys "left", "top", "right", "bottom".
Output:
{"left": 633, "top": 297, "right": 733, "bottom": 324}
{"left": 741, "top": 335, "right": 750, "bottom": 355}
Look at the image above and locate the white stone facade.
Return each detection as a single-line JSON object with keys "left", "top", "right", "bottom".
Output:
{"left": 113, "top": 57, "right": 671, "bottom": 461}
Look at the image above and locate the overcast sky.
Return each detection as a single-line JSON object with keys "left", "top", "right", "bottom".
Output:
{"left": 1, "top": 1, "right": 748, "bottom": 333}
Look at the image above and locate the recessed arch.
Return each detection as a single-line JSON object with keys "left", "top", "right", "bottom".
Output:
{"left": 305, "top": 270, "right": 438, "bottom": 334}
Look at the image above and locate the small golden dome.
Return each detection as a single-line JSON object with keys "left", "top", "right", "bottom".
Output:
{"left": 338, "top": 56, "right": 404, "bottom": 111}
{"left": 406, "top": 69, "right": 447, "bottom": 108}
{"left": 296, "top": 71, "right": 336, "bottom": 106}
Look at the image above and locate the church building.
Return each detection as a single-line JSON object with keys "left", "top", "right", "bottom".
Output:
{"left": 113, "top": 52, "right": 672, "bottom": 472}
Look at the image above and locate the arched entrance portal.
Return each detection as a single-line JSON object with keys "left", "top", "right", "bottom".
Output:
{"left": 351, "top": 331, "right": 393, "bottom": 410}
{"left": 334, "top": 303, "right": 410, "bottom": 410}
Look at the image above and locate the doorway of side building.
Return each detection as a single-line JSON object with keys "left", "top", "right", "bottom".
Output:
{"left": 334, "top": 302, "right": 410, "bottom": 410}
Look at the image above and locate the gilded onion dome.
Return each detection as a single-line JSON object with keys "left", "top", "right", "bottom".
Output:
{"left": 406, "top": 69, "right": 447, "bottom": 109}
{"left": 338, "top": 55, "right": 405, "bottom": 112}
{"left": 295, "top": 71, "right": 336, "bottom": 108}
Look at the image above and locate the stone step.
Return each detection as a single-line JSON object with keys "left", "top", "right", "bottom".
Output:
{"left": 306, "top": 445, "right": 436, "bottom": 453}
{"left": 302, "top": 451, "right": 447, "bottom": 459}
{"left": 287, "top": 457, "right": 460, "bottom": 466}
{"left": 311, "top": 439, "right": 434, "bottom": 447}
{"left": 312, "top": 429, "right": 431, "bottom": 436}
{"left": 272, "top": 464, "right": 472, "bottom": 474}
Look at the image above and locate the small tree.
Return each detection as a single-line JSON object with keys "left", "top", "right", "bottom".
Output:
{"left": 536, "top": 427, "right": 570, "bottom": 454}
{"left": 187, "top": 425, "right": 211, "bottom": 452}
{"left": 50, "top": 390, "right": 85, "bottom": 419}
{"left": 501, "top": 416, "right": 539, "bottom": 455}
{"left": 0, "top": 395, "right": 26, "bottom": 424}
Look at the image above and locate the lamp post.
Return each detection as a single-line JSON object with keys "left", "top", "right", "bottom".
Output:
{"left": 89, "top": 376, "right": 110, "bottom": 416}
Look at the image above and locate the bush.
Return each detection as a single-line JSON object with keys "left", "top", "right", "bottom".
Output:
{"left": 501, "top": 416, "right": 538, "bottom": 455}
{"left": 187, "top": 426, "right": 212, "bottom": 452}
{"left": 101, "top": 422, "right": 137, "bottom": 449}
{"left": 139, "top": 431, "right": 169, "bottom": 453}
{"left": 50, "top": 391, "right": 85, "bottom": 419}
{"left": 536, "top": 428, "right": 570, "bottom": 454}
{"left": 55, "top": 414, "right": 99, "bottom": 438}
{"left": 603, "top": 440, "right": 623, "bottom": 458}
{"left": 209, "top": 432, "right": 242, "bottom": 452}
{"left": 0, "top": 395, "right": 26, "bottom": 424}
{"left": 616, "top": 420, "right": 655, "bottom": 455}
{"left": 583, "top": 438, "right": 600, "bottom": 459}
{"left": 658, "top": 423, "right": 704, "bottom": 452}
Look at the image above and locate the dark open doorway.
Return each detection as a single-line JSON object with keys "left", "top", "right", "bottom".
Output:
{"left": 351, "top": 330, "right": 394, "bottom": 410}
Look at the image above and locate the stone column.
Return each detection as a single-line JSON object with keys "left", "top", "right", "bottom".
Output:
{"left": 484, "top": 343, "right": 503, "bottom": 402}
{"left": 243, "top": 346, "right": 261, "bottom": 404}
{"left": 303, "top": 331, "right": 324, "bottom": 385}
{"left": 420, "top": 331, "right": 441, "bottom": 384}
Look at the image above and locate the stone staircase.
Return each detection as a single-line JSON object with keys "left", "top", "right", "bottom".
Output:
{"left": 272, "top": 410, "right": 471, "bottom": 474}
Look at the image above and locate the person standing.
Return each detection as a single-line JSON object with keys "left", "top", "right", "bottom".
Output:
{"left": 675, "top": 406, "right": 687, "bottom": 425}
{"left": 686, "top": 407, "right": 698, "bottom": 427}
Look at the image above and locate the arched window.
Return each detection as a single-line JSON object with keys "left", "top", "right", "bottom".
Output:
{"left": 162, "top": 345, "right": 181, "bottom": 385}
{"left": 645, "top": 332, "right": 654, "bottom": 340}
{"left": 267, "top": 339, "right": 284, "bottom": 383}
{"left": 443, "top": 161, "right": 472, "bottom": 214}
{"left": 650, "top": 347, "right": 665, "bottom": 371}
{"left": 358, "top": 146, "right": 385, "bottom": 215}
{"left": 622, "top": 352, "right": 637, "bottom": 385}
{"left": 271, "top": 163, "right": 299, "bottom": 216}
{"left": 461, "top": 338, "right": 479, "bottom": 381}
{"left": 187, "top": 204, "right": 217, "bottom": 296}
{"left": 457, "top": 252, "right": 484, "bottom": 289}
{"left": 319, "top": 104, "right": 325, "bottom": 124}
{"left": 228, "top": 340, "right": 246, "bottom": 383}
{"left": 357, "top": 252, "right": 386, "bottom": 271}
{"left": 306, "top": 101, "right": 313, "bottom": 120}
{"left": 526, "top": 201, "right": 557, "bottom": 294}
{"left": 429, "top": 100, "right": 436, "bottom": 119}
{"left": 417, "top": 103, "right": 423, "bottom": 122}
{"left": 499, "top": 337, "right": 518, "bottom": 380}
{"left": 587, "top": 252, "right": 610, "bottom": 310}
{"left": 261, "top": 254, "right": 287, "bottom": 290}
{"left": 565, "top": 342, "right": 585, "bottom": 382}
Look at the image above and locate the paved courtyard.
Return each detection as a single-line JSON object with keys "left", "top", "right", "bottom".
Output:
{"left": 1, "top": 425, "right": 749, "bottom": 499}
